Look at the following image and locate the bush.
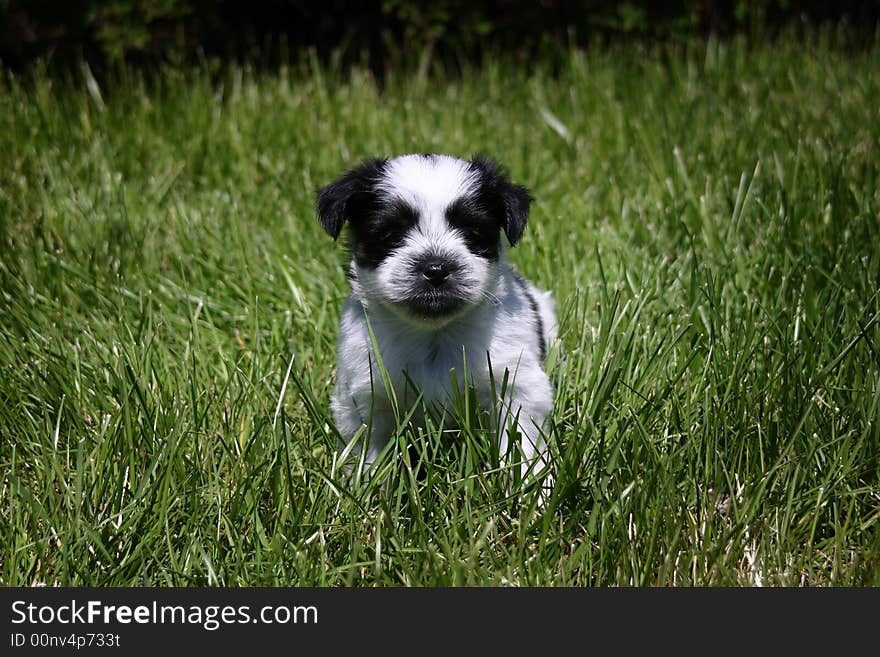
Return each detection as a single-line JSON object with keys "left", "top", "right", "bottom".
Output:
{"left": 1, "top": 1, "right": 877, "bottom": 69}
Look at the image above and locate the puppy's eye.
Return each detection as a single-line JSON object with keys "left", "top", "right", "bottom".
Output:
{"left": 381, "top": 227, "right": 404, "bottom": 242}
{"left": 445, "top": 198, "right": 501, "bottom": 260}
{"left": 446, "top": 198, "right": 493, "bottom": 228}
{"left": 373, "top": 203, "right": 419, "bottom": 240}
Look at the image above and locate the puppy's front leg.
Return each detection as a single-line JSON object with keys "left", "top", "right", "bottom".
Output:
{"left": 492, "top": 359, "right": 553, "bottom": 476}
{"left": 331, "top": 387, "right": 396, "bottom": 470}
{"left": 499, "top": 406, "right": 552, "bottom": 480}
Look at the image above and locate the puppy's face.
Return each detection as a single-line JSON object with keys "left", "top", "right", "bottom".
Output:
{"left": 317, "top": 154, "right": 531, "bottom": 325}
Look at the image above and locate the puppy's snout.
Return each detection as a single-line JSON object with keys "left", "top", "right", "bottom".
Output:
{"left": 419, "top": 258, "right": 452, "bottom": 287}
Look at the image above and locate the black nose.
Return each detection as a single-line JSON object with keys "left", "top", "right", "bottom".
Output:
{"left": 420, "top": 259, "right": 451, "bottom": 287}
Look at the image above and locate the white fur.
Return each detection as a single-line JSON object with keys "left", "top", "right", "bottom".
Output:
{"left": 334, "top": 264, "right": 556, "bottom": 468}
{"left": 378, "top": 154, "right": 479, "bottom": 218}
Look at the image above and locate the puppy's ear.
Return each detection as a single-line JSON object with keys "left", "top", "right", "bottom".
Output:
{"left": 499, "top": 180, "right": 532, "bottom": 246}
{"left": 316, "top": 158, "right": 386, "bottom": 240}
{"left": 469, "top": 154, "right": 533, "bottom": 246}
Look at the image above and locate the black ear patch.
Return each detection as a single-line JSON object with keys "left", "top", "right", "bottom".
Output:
{"left": 499, "top": 180, "right": 532, "bottom": 246}
{"left": 316, "top": 158, "right": 387, "bottom": 240}
{"left": 468, "top": 155, "right": 533, "bottom": 246}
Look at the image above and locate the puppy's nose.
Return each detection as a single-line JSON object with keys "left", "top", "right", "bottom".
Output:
{"left": 420, "top": 259, "right": 451, "bottom": 287}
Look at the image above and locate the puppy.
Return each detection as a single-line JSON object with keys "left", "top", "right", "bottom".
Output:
{"left": 317, "top": 153, "right": 556, "bottom": 484}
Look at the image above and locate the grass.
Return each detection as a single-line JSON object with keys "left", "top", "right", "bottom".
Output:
{"left": 1, "top": 30, "right": 879, "bottom": 586}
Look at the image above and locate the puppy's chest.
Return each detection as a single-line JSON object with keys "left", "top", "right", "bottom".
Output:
{"left": 381, "top": 331, "right": 487, "bottom": 401}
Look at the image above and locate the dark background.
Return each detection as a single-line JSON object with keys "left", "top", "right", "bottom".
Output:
{"left": 2, "top": 587, "right": 879, "bottom": 652}
{"left": 2, "top": 1, "right": 879, "bottom": 72}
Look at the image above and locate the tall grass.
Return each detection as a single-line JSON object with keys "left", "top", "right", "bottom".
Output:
{"left": 1, "top": 32, "right": 878, "bottom": 585}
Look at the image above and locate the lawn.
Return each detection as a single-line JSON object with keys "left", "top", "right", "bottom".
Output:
{"left": 1, "top": 31, "right": 878, "bottom": 586}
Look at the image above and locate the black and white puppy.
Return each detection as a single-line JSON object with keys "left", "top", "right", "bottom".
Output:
{"left": 317, "top": 153, "right": 556, "bottom": 482}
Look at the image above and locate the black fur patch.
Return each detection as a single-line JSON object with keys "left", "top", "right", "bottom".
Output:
{"left": 513, "top": 270, "right": 546, "bottom": 362}
{"left": 444, "top": 195, "right": 502, "bottom": 261}
{"left": 467, "top": 155, "right": 533, "bottom": 246}
{"left": 350, "top": 199, "right": 420, "bottom": 269}
{"left": 315, "top": 157, "right": 387, "bottom": 240}
{"left": 317, "top": 157, "right": 422, "bottom": 269}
